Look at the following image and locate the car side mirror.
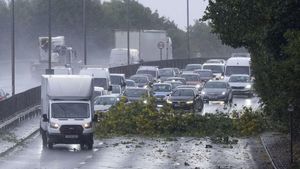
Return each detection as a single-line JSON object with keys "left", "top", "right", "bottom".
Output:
{"left": 93, "top": 114, "right": 98, "bottom": 122}
{"left": 108, "top": 85, "right": 113, "bottom": 91}
{"left": 42, "top": 114, "right": 49, "bottom": 122}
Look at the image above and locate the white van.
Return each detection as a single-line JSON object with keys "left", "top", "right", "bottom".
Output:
{"left": 109, "top": 48, "right": 140, "bottom": 67}
{"left": 224, "top": 57, "right": 251, "bottom": 81}
{"left": 79, "top": 66, "right": 112, "bottom": 94}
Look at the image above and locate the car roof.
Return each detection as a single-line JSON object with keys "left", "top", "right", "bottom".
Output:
{"left": 177, "top": 85, "right": 196, "bottom": 88}
{"left": 130, "top": 74, "right": 149, "bottom": 78}
{"left": 186, "top": 64, "right": 202, "bottom": 66}
{"left": 229, "top": 74, "right": 250, "bottom": 77}
{"left": 125, "top": 87, "right": 149, "bottom": 90}
{"left": 181, "top": 73, "right": 200, "bottom": 76}
{"left": 153, "top": 83, "right": 172, "bottom": 86}
{"left": 194, "top": 69, "right": 212, "bottom": 72}
{"left": 207, "top": 80, "right": 227, "bottom": 83}
{"left": 203, "top": 62, "right": 225, "bottom": 66}
{"left": 167, "top": 77, "right": 185, "bottom": 79}
{"left": 164, "top": 81, "right": 183, "bottom": 84}
{"left": 110, "top": 73, "right": 125, "bottom": 77}
{"left": 95, "top": 94, "right": 119, "bottom": 98}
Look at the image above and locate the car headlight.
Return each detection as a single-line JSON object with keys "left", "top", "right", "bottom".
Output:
{"left": 143, "top": 100, "right": 148, "bottom": 104}
{"left": 186, "top": 100, "right": 193, "bottom": 104}
{"left": 245, "top": 84, "right": 251, "bottom": 89}
{"left": 166, "top": 99, "right": 172, "bottom": 104}
{"left": 50, "top": 122, "right": 59, "bottom": 129}
{"left": 222, "top": 91, "right": 226, "bottom": 95}
{"left": 201, "top": 91, "right": 206, "bottom": 95}
{"left": 143, "top": 85, "right": 148, "bottom": 89}
{"left": 83, "top": 122, "right": 92, "bottom": 129}
{"left": 196, "top": 84, "right": 201, "bottom": 88}
{"left": 220, "top": 76, "right": 224, "bottom": 79}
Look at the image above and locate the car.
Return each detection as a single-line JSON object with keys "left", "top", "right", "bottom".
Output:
{"left": 166, "top": 77, "right": 186, "bottom": 84}
{"left": 111, "top": 85, "right": 123, "bottom": 95}
{"left": 228, "top": 74, "right": 253, "bottom": 97}
{"left": 136, "top": 66, "right": 159, "bottom": 81}
{"left": 180, "top": 73, "right": 203, "bottom": 88}
{"left": 193, "top": 69, "right": 214, "bottom": 82}
{"left": 164, "top": 80, "right": 183, "bottom": 90}
{"left": 158, "top": 68, "right": 176, "bottom": 82}
{"left": 202, "top": 63, "right": 225, "bottom": 80}
{"left": 205, "top": 59, "right": 226, "bottom": 64}
{"left": 184, "top": 64, "right": 202, "bottom": 72}
{"left": 166, "top": 88, "right": 203, "bottom": 112}
{"left": 110, "top": 74, "right": 126, "bottom": 90}
{"left": 94, "top": 94, "right": 120, "bottom": 113}
{"left": 123, "top": 87, "right": 151, "bottom": 103}
{"left": 176, "top": 85, "right": 201, "bottom": 93}
{"left": 0, "top": 89, "right": 8, "bottom": 101}
{"left": 152, "top": 83, "right": 172, "bottom": 106}
{"left": 171, "top": 67, "right": 181, "bottom": 76}
{"left": 201, "top": 80, "right": 233, "bottom": 103}
{"left": 129, "top": 74, "right": 151, "bottom": 88}
{"left": 125, "top": 79, "right": 136, "bottom": 87}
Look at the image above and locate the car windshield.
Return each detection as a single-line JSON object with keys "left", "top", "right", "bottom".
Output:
{"left": 94, "top": 78, "right": 108, "bottom": 90}
{"left": 172, "top": 89, "right": 194, "bottom": 97}
{"left": 205, "top": 82, "right": 227, "bottom": 88}
{"left": 185, "top": 65, "right": 202, "bottom": 71}
{"left": 110, "top": 76, "right": 122, "bottom": 85}
{"left": 137, "top": 70, "right": 156, "bottom": 78}
{"left": 130, "top": 76, "right": 148, "bottom": 83}
{"left": 126, "top": 80, "right": 135, "bottom": 87}
{"left": 153, "top": 84, "right": 172, "bottom": 92}
{"left": 202, "top": 65, "right": 224, "bottom": 73}
{"left": 225, "top": 66, "right": 250, "bottom": 76}
{"left": 94, "top": 97, "right": 117, "bottom": 105}
{"left": 181, "top": 75, "right": 199, "bottom": 81}
{"left": 125, "top": 89, "right": 148, "bottom": 97}
{"left": 112, "top": 86, "right": 121, "bottom": 94}
{"left": 229, "top": 76, "right": 250, "bottom": 82}
{"left": 195, "top": 71, "right": 212, "bottom": 77}
{"left": 159, "top": 69, "right": 173, "bottom": 77}
{"left": 51, "top": 103, "right": 90, "bottom": 118}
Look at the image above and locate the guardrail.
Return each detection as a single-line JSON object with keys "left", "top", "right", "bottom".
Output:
{"left": 0, "top": 57, "right": 214, "bottom": 123}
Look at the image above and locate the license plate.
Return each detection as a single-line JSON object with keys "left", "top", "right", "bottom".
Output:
{"left": 65, "top": 135, "right": 78, "bottom": 139}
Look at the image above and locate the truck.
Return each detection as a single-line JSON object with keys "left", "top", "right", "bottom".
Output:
{"left": 40, "top": 75, "right": 96, "bottom": 149}
{"left": 110, "top": 30, "right": 173, "bottom": 65}
{"left": 224, "top": 57, "right": 251, "bottom": 81}
{"left": 31, "top": 36, "right": 81, "bottom": 79}
{"left": 109, "top": 48, "right": 140, "bottom": 67}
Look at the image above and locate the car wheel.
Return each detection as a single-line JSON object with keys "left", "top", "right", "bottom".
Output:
{"left": 80, "top": 142, "right": 85, "bottom": 150}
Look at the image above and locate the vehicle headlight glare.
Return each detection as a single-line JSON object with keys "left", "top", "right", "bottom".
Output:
{"left": 245, "top": 84, "right": 251, "bottom": 89}
{"left": 196, "top": 84, "right": 201, "bottom": 88}
{"left": 50, "top": 122, "right": 59, "bottom": 129}
{"left": 186, "top": 100, "right": 193, "bottom": 104}
{"left": 201, "top": 91, "right": 206, "bottom": 95}
{"left": 83, "top": 123, "right": 92, "bottom": 129}
{"left": 143, "top": 100, "right": 148, "bottom": 104}
{"left": 166, "top": 99, "right": 172, "bottom": 104}
{"left": 222, "top": 91, "right": 226, "bottom": 95}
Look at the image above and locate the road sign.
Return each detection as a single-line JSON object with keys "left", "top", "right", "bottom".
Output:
{"left": 157, "top": 41, "right": 165, "bottom": 49}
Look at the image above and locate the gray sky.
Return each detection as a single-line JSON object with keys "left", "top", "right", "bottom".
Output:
{"left": 104, "top": 0, "right": 208, "bottom": 30}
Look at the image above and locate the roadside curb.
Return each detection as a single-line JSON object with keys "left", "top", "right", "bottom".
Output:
{"left": 0, "top": 128, "right": 39, "bottom": 157}
{"left": 260, "top": 135, "right": 278, "bottom": 169}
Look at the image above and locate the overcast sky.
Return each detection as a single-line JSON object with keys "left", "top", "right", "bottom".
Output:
{"left": 104, "top": 0, "right": 209, "bottom": 31}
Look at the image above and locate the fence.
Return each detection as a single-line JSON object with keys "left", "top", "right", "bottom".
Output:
{"left": 0, "top": 57, "right": 214, "bottom": 122}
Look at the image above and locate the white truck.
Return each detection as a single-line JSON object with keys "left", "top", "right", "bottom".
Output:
{"left": 40, "top": 75, "right": 96, "bottom": 149}
{"left": 109, "top": 48, "right": 140, "bottom": 67}
{"left": 111, "top": 30, "right": 173, "bottom": 64}
{"left": 79, "top": 66, "right": 112, "bottom": 95}
{"left": 224, "top": 57, "right": 251, "bottom": 81}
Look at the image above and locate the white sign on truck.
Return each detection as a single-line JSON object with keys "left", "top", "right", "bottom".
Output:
{"left": 40, "top": 75, "right": 96, "bottom": 149}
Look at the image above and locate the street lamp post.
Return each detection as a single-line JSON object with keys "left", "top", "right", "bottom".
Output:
{"left": 46, "top": 0, "right": 53, "bottom": 75}
{"left": 126, "top": 0, "right": 130, "bottom": 65}
{"left": 288, "top": 103, "right": 294, "bottom": 164}
{"left": 11, "top": 0, "right": 15, "bottom": 95}
{"left": 187, "top": 0, "right": 190, "bottom": 59}
{"left": 83, "top": 0, "right": 87, "bottom": 65}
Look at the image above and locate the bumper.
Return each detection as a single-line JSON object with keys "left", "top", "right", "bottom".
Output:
{"left": 170, "top": 102, "right": 194, "bottom": 110}
{"left": 47, "top": 133, "right": 93, "bottom": 144}
{"left": 203, "top": 95, "right": 227, "bottom": 101}
{"left": 232, "top": 89, "right": 252, "bottom": 95}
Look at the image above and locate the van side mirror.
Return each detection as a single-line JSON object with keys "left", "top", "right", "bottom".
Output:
{"left": 42, "top": 114, "right": 49, "bottom": 122}
{"left": 93, "top": 114, "right": 98, "bottom": 122}
{"left": 108, "top": 85, "right": 113, "bottom": 91}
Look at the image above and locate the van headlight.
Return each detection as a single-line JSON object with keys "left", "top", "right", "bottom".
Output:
{"left": 166, "top": 99, "right": 172, "bottom": 104}
{"left": 196, "top": 84, "right": 201, "bottom": 88}
{"left": 186, "top": 100, "right": 193, "bottom": 104}
{"left": 50, "top": 122, "right": 59, "bottom": 129}
{"left": 83, "top": 122, "right": 92, "bottom": 129}
{"left": 220, "top": 76, "right": 224, "bottom": 79}
{"left": 245, "top": 84, "right": 251, "bottom": 89}
{"left": 143, "top": 100, "right": 148, "bottom": 104}
{"left": 222, "top": 91, "right": 226, "bottom": 95}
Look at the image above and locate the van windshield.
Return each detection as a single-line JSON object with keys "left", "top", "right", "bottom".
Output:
{"left": 94, "top": 78, "right": 108, "bottom": 90}
{"left": 51, "top": 103, "right": 90, "bottom": 118}
{"left": 225, "top": 66, "right": 250, "bottom": 76}
{"left": 110, "top": 76, "right": 122, "bottom": 85}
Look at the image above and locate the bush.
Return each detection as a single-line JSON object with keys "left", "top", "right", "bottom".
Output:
{"left": 95, "top": 97, "right": 266, "bottom": 138}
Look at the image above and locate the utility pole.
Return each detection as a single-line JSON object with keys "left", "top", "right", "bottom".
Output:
{"left": 187, "top": 0, "right": 190, "bottom": 59}
{"left": 83, "top": 0, "right": 87, "bottom": 65}
{"left": 126, "top": 0, "right": 130, "bottom": 65}
{"left": 46, "top": 0, "right": 53, "bottom": 75}
{"left": 11, "top": 0, "right": 15, "bottom": 95}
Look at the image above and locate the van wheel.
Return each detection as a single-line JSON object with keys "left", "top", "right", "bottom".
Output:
{"left": 80, "top": 143, "right": 85, "bottom": 150}
{"left": 87, "top": 143, "right": 93, "bottom": 150}
{"left": 48, "top": 142, "right": 53, "bottom": 149}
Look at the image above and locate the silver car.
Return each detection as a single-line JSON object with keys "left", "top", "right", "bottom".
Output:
{"left": 228, "top": 74, "right": 253, "bottom": 97}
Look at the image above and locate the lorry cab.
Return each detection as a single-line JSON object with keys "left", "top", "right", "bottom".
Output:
{"left": 224, "top": 57, "right": 251, "bottom": 81}
{"left": 79, "top": 66, "right": 112, "bottom": 94}
{"left": 40, "top": 75, "right": 96, "bottom": 149}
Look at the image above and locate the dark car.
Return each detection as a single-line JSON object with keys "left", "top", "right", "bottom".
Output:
{"left": 158, "top": 68, "right": 176, "bottom": 82}
{"left": 166, "top": 77, "right": 186, "bottom": 85}
{"left": 201, "top": 80, "right": 233, "bottom": 103}
{"left": 184, "top": 64, "right": 202, "bottom": 72}
{"left": 193, "top": 69, "right": 214, "bottom": 82}
{"left": 152, "top": 83, "right": 172, "bottom": 106}
{"left": 110, "top": 74, "right": 126, "bottom": 88}
{"left": 176, "top": 85, "right": 201, "bottom": 93}
{"left": 164, "top": 80, "right": 183, "bottom": 90}
{"left": 180, "top": 73, "right": 203, "bottom": 88}
{"left": 125, "top": 79, "right": 136, "bottom": 87}
{"left": 129, "top": 74, "right": 151, "bottom": 88}
{"left": 166, "top": 88, "right": 203, "bottom": 112}
{"left": 123, "top": 87, "right": 150, "bottom": 103}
